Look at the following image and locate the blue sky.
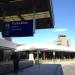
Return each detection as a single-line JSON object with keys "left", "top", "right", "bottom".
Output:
{"left": 12, "top": 0, "right": 75, "bottom": 47}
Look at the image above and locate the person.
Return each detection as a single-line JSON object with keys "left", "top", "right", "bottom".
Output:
{"left": 12, "top": 52, "right": 19, "bottom": 73}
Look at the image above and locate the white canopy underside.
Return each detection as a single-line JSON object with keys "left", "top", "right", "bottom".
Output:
{"left": 16, "top": 43, "right": 75, "bottom": 52}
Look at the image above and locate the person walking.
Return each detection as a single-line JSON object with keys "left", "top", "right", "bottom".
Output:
{"left": 12, "top": 52, "right": 20, "bottom": 73}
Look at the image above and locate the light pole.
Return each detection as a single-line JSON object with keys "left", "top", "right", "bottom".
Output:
{"left": 36, "top": 49, "right": 40, "bottom": 68}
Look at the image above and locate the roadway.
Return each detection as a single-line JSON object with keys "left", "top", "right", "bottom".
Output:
{"left": 6, "top": 60, "right": 75, "bottom": 75}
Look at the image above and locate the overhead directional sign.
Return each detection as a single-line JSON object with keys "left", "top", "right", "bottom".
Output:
{"left": 2, "top": 20, "right": 34, "bottom": 37}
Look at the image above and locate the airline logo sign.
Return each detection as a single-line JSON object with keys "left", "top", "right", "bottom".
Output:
{"left": 2, "top": 20, "right": 34, "bottom": 37}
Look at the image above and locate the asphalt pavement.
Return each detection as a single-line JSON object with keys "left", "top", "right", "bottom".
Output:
{"left": 6, "top": 64, "right": 63, "bottom": 75}
{"left": 6, "top": 60, "right": 75, "bottom": 75}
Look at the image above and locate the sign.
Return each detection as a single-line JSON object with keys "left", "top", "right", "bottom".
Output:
{"left": 2, "top": 20, "right": 34, "bottom": 37}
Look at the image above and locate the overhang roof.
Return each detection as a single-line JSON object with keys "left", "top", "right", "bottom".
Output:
{"left": 0, "top": 38, "right": 17, "bottom": 49}
{"left": 16, "top": 44, "right": 75, "bottom": 53}
{"left": 0, "top": 0, "right": 54, "bottom": 31}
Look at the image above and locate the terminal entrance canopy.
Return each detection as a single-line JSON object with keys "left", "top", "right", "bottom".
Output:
{"left": 0, "top": 0, "right": 54, "bottom": 37}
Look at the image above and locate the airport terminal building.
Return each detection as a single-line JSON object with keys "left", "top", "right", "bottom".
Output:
{"left": 0, "top": 32, "right": 75, "bottom": 62}
{"left": 15, "top": 34, "right": 75, "bottom": 61}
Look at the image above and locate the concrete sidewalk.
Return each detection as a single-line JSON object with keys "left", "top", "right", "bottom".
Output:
{"left": 6, "top": 64, "right": 63, "bottom": 75}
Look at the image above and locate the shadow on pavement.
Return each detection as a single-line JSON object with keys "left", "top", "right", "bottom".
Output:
{"left": 7, "top": 64, "right": 64, "bottom": 75}
{"left": 5, "top": 63, "right": 64, "bottom": 75}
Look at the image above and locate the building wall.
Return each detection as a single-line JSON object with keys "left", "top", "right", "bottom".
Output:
{"left": 3, "top": 50, "right": 12, "bottom": 61}
{"left": 0, "top": 33, "right": 16, "bottom": 62}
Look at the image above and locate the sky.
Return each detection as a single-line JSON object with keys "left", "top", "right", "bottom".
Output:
{"left": 12, "top": 0, "right": 75, "bottom": 47}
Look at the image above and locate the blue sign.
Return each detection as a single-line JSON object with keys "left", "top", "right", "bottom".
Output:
{"left": 2, "top": 20, "right": 34, "bottom": 37}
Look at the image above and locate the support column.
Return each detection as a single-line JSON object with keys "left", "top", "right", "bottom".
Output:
{"left": 33, "top": 7, "right": 36, "bottom": 33}
{"left": 42, "top": 51, "right": 46, "bottom": 60}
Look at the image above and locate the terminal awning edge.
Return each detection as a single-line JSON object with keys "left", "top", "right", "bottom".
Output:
{"left": 0, "top": 0, "right": 54, "bottom": 31}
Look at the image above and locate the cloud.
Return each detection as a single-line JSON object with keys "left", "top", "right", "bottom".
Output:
{"left": 53, "top": 28, "right": 67, "bottom": 32}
